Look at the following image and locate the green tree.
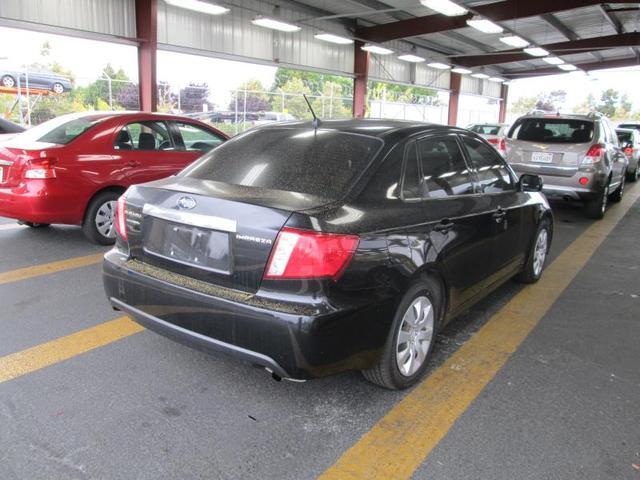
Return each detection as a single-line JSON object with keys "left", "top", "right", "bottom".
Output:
{"left": 275, "top": 77, "right": 312, "bottom": 119}
{"left": 272, "top": 68, "right": 352, "bottom": 97}
{"left": 510, "top": 96, "right": 537, "bottom": 114}
{"left": 229, "top": 79, "right": 271, "bottom": 112}
{"left": 598, "top": 88, "right": 619, "bottom": 118}
{"left": 574, "top": 93, "right": 597, "bottom": 114}
{"left": 76, "top": 63, "right": 131, "bottom": 109}
{"left": 368, "top": 81, "right": 438, "bottom": 103}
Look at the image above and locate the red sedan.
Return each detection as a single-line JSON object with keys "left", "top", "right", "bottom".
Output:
{"left": 0, "top": 112, "right": 228, "bottom": 243}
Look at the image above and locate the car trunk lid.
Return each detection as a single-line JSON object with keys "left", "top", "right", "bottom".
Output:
{"left": 506, "top": 139, "right": 590, "bottom": 177}
{"left": 125, "top": 177, "right": 336, "bottom": 294}
{"left": 0, "top": 142, "right": 61, "bottom": 187}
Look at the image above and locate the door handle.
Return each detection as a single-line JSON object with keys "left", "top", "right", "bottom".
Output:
{"left": 434, "top": 219, "right": 454, "bottom": 233}
{"left": 492, "top": 208, "right": 506, "bottom": 223}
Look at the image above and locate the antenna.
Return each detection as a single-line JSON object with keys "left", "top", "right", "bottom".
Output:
{"left": 303, "top": 94, "right": 321, "bottom": 129}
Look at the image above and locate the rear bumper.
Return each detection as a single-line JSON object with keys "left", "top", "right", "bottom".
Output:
{"left": 0, "top": 182, "right": 83, "bottom": 224}
{"left": 103, "top": 250, "right": 393, "bottom": 380}
{"left": 511, "top": 165, "right": 607, "bottom": 202}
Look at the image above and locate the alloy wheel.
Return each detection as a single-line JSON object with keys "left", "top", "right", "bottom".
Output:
{"left": 533, "top": 229, "right": 548, "bottom": 277}
{"left": 1, "top": 76, "right": 15, "bottom": 88}
{"left": 95, "top": 200, "right": 117, "bottom": 239}
{"left": 396, "top": 296, "right": 435, "bottom": 377}
{"left": 52, "top": 83, "right": 64, "bottom": 94}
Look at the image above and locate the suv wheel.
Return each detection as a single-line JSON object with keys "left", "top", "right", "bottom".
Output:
{"left": 609, "top": 174, "right": 625, "bottom": 203}
{"left": 82, "top": 191, "right": 121, "bottom": 245}
{"left": 627, "top": 163, "right": 639, "bottom": 182}
{"left": 362, "top": 277, "right": 441, "bottom": 390}
{"left": 585, "top": 181, "right": 609, "bottom": 219}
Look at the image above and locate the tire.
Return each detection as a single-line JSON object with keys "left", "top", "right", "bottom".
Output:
{"left": 362, "top": 276, "right": 442, "bottom": 390}
{"left": 82, "top": 191, "right": 121, "bottom": 245}
{"left": 585, "top": 181, "right": 609, "bottom": 219}
{"left": 626, "top": 163, "right": 639, "bottom": 183}
{"left": 516, "top": 218, "right": 550, "bottom": 284}
{"left": 1, "top": 75, "right": 16, "bottom": 88}
{"left": 51, "top": 82, "right": 64, "bottom": 94}
{"left": 18, "top": 221, "right": 50, "bottom": 228}
{"left": 609, "top": 174, "right": 625, "bottom": 203}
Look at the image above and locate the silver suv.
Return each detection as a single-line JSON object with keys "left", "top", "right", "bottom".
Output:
{"left": 505, "top": 113, "right": 628, "bottom": 219}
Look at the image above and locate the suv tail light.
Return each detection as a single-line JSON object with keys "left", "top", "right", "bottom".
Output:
{"left": 264, "top": 227, "right": 359, "bottom": 281}
{"left": 114, "top": 195, "right": 128, "bottom": 240}
{"left": 24, "top": 157, "right": 57, "bottom": 179}
{"left": 487, "top": 137, "right": 506, "bottom": 155}
{"left": 623, "top": 147, "right": 633, "bottom": 157}
{"left": 582, "top": 144, "right": 604, "bottom": 165}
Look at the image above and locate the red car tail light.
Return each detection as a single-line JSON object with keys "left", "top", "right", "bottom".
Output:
{"left": 264, "top": 227, "right": 359, "bottom": 281}
{"left": 582, "top": 144, "right": 604, "bottom": 165}
{"left": 114, "top": 195, "right": 128, "bottom": 240}
{"left": 24, "top": 157, "right": 57, "bottom": 179}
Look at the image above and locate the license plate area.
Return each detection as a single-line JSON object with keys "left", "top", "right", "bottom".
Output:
{"left": 143, "top": 218, "right": 232, "bottom": 274}
{"left": 531, "top": 152, "right": 554, "bottom": 163}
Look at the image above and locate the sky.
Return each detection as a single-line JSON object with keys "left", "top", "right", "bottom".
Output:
{"left": 1, "top": 25, "right": 639, "bottom": 114}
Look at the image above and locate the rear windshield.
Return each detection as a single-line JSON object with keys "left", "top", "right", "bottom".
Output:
{"left": 16, "top": 115, "right": 105, "bottom": 145}
{"left": 469, "top": 125, "right": 502, "bottom": 135}
{"left": 616, "top": 131, "right": 632, "bottom": 146}
{"left": 509, "top": 118, "right": 594, "bottom": 143}
{"left": 618, "top": 124, "right": 640, "bottom": 131}
{"left": 180, "top": 128, "right": 383, "bottom": 198}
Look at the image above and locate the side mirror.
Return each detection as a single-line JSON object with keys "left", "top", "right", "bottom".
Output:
{"left": 519, "top": 173, "right": 543, "bottom": 192}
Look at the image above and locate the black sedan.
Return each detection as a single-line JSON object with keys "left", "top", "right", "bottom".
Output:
{"left": 1, "top": 69, "right": 72, "bottom": 93}
{"left": 103, "top": 119, "right": 552, "bottom": 389}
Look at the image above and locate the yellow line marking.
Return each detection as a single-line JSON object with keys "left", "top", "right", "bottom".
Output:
{"left": 0, "top": 316, "right": 143, "bottom": 384}
{"left": 319, "top": 184, "right": 640, "bottom": 480}
{"left": 0, "top": 253, "right": 104, "bottom": 286}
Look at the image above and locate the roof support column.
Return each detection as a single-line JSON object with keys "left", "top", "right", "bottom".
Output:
{"left": 353, "top": 40, "right": 369, "bottom": 118}
{"left": 136, "top": 0, "right": 158, "bottom": 112}
{"left": 499, "top": 83, "right": 509, "bottom": 123}
{"left": 448, "top": 72, "right": 461, "bottom": 126}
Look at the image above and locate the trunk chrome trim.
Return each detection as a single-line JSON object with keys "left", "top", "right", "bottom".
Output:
{"left": 142, "top": 204, "right": 237, "bottom": 233}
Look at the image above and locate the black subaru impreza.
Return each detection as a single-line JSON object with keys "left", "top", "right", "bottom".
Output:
{"left": 103, "top": 119, "right": 552, "bottom": 389}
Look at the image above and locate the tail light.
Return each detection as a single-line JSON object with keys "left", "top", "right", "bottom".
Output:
{"left": 24, "top": 157, "right": 57, "bottom": 179}
{"left": 623, "top": 147, "right": 633, "bottom": 157}
{"left": 487, "top": 138, "right": 506, "bottom": 155}
{"left": 114, "top": 195, "right": 128, "bottom": 240}
{"left": 264, "top": 227, "right": 359, "bottom": 281}
{"left": 582, "top": 144, "right": 604, "bottom": 165}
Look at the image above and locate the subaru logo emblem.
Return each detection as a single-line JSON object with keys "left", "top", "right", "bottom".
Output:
{"left": 177, "top": 196, "right": 196, "bottom": 210}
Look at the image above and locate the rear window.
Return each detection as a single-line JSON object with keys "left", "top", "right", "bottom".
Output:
{"left": 180, "top": 128, "right": 383, "bottom": 198}
{"left": 616, "top": 131, "right": 632, "bottom": 144}
{"left": 469, "top": 125, "right": 502, "bottom": 135}
{"left": 15, "top": 115, "right": 105, "bottom": 145}
{"left": 509, "top": 118, "right": 594, "bottom": 143}
{"left": 618, "top": 124, "right": 640, "bottom": 131}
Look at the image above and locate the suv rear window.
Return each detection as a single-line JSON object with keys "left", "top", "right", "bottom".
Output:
{"left": 180, "top": 128, "right": 383, "bottom": 198}
{"left": 616, "top": 130, "right": 633, "bottom": 146}
{"left": 509, "top": 118, "right": 594, "bottom": 143}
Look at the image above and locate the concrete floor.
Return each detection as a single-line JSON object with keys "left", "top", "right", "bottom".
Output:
{"left": 0, "top": 194, "right": 638, "bottom": 480}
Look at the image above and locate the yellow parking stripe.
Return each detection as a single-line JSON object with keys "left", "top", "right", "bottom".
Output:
{"left": 0, "top": 316, "right": 143, "bottom": 384}
{"left": 0, "top": 253, "right": 104, "bottom": 286}
{"left": 319, "top": 185, "right": 640, "bottom": 480}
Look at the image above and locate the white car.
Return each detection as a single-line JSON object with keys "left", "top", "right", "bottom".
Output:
{"left": 467, "top": 123, "right": 510, "bottom": 156}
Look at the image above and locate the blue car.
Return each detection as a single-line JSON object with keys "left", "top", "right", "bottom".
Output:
{"left": 0, "top": 69, "right": 72, "bottom": 93}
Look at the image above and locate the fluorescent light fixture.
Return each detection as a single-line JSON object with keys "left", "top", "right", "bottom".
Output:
{"left": 398, "top": 54, "right": 426, "bottom": 63}
{"left": 471, "top": 72, "right": 490, "bottom": 79}
{"left": 164, "top": 0, "right": 229, "bottom": 15}
{"left": 499, "top": 35, "right": 529, "bottom": 48}
{"left": 314, "top": 33, "right": 353, "bottom": 45}
{"left": 558, "top": 64, "right": 578, "bottom": 71}
{"left": 524, "top": 47, "right": 549, "bottom": 57}
{"left": 466, "top": 17, "right": 504, "bottom": 34}
{"left": 427, "top": 62, "right": 452, "bottom": 69}
{"left": 543, "top": 56, "right": 564, "bottom": 65}
{"left": 252, "top": 16, "right": 301, "bottom": 32}
{"left": 488, "top": 77, "right": 504, "bottom": 82}
{"left": 420, "top": 0, "right": 468, "bottom": 16}
{"left": 361, "top": 44, "right": 394, "bottom": 55}
{"left": 451, "top": 67, "right": 472, "bottom": 74}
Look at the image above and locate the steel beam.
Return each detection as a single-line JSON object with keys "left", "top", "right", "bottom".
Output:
{"left": 503, "top": 57, "right": 640, "bottom": 78}
{"left": 356, "top": 0, "right": 629, "bottom": 43}
{"left": 353, "top": 41, "right": 370, "bottom": 118}
{"left": 447, "top": 73, "right": 462, "bottom": 126}
{"left": 451, "top": 32, "right": 640, "bottom": 68}
{"left": 136, "top": 0, "right": 158, "bottom": 112}
{"left": 499, "top": 84, "right": 508, "bottom": 123}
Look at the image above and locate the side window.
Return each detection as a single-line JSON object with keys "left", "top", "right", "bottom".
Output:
{"left": 114, "top": 121, "right": 172, "bottom": 151}
{"left": 174, "top": 122, "right": 225, "bottom": 153}
{"left": 361, "top": 145, "right": 403, "bottom": 201}
{"left": 417, "top": 136, "right": 474, "bottom": 198}
{"left": 402, "top": 142, "right": 421, "bottom": 200}
{"left": 461, "top": 136, "right": 515, "bottom": 193}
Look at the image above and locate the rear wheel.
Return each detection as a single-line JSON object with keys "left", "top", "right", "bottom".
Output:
{"left": 517, "top": 219, "right": 550, "bottom": 284}
{"left": 362, "top": 277, "right": 441, "bottom": 390}
{"left": 585, "top": 181, "right": 609, "bottom": 219}
{"left": 609, "top": 174, "right": 625, "bottom": 203}
{"left": 51, "top": 82, "right": 64, "bottom": 94}
{"left": 18, "top": 221, "right": 50, "bottom": 228}
{"left": 627, "top": 163, "right": 639, "bottom": 182}
{"left": 82, "top": 191, "right": 121, "bottom": 245}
